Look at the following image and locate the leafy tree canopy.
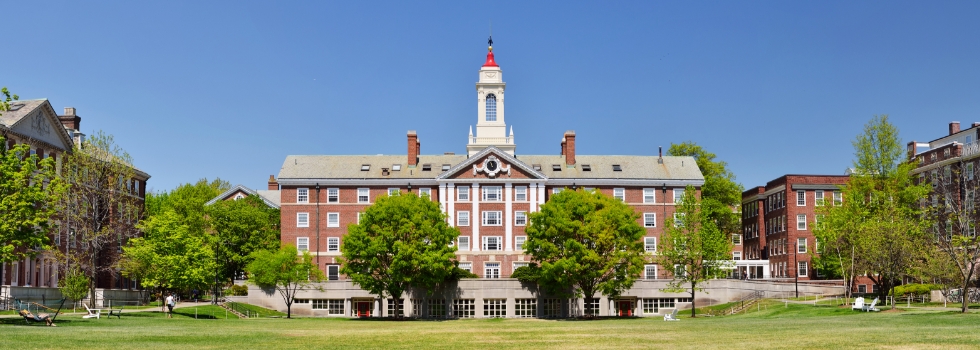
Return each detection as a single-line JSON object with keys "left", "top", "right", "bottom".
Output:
{"left": 206, "top": 194, "right": 281, "bottom": 282}
{"left": 0, "top": 136, "right": 66, "bottom": 263}
{"left": 121, "top": 210, "right": 217, "bottom": 292}
{"left": 668, "top": 142, "right": 743, "bottom": 236}
{"left": 247, "top": 245, "right": 323, "bottom": 318}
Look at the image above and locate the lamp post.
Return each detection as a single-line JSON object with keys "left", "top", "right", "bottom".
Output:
{"left": 407, "top": 182, "right": 412, "bottom": 193}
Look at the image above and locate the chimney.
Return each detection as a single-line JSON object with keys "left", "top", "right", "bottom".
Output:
{"left": 407, "top": 131, "right": 419, "bottom": 166}
{"left": 907, "top": 141, "right": 917, "bottom": 160}
{"left": 950, "top": 121, "right": 961, "bottom": 135}
{"left": 58, "top": 107, "right": 81, "bottom": 131}
{"left": 658, "top": 146, "right": 663, "bottom": 164}
{"left": 563, "top": 130, "right": 576, "bottom": 166}
{"left": 267, "top": 175, "right": 278, "bottom": 190}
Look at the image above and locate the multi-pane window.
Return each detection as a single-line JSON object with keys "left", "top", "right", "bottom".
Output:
{"left": 515, "top": 299, "right": 536, "bottom": 318}
{"left": 484, "top": 299, "right": 505, "bottom": 317}
{"left": 515, "top": 236, "right": 526, "bottom": 251}
{"left": 584, "top": 299, "right": 600, "bottom": 316}
{"left": 797, "top": 238, "right": 807, "bottom": 253}
{"left": 458, "top": 236, "right": 470, "bottom": 251}
{"left": 798, "top": 261, "right": 808, "bottom": 277}
{"left": 297, "top": 237, "right": 309, "bottom": 251}
{"left": 485, "top": 94, "right": 497, "bottom": 122}
{"left": 453, "top": 299, "right": 475, "bottom": 318}
{"left": 643, "top": 188, "right": 656, "bottom": 203}
{"left": 944, "top": 166, "right": 952, "bottom": 184}
{"left": 797, "top": 214, "right": 806, "bottom": 230}
{"left": 513, "top": 262, "right": 529, "bottom": 271}
{"left": 297, "top": 188, "right": 309, "bottom": 203}
{"left": 797, "top": 190, "right": 805, "bottom": 206}
{"left": 312, "top": 299, "right": 344, "bottom": 315}
{"left": 388, "top": 188, "right": 400, "bottom": 196}
{"left": 674, "top": 188, "right": 685, "bottom": 203}
{"left": 643, "top": 213, "right": 657, "bottom": 227}
{"left": 552, "top": 187, "right": 563, "bottom": 194}
{"left": 613, "top": 188, "right": 625, "bottom": 201}
{"left": 387, "top": 299, "right": 404, "bottom": 317}
{"left": 484, "top": 262, "right": 501, "bottom": 278}
{"left": 542, "top": 299, "right": 562, "bottom": 318}
{"left": 833, "top": 191, "right": 842, "bottom": 206}
{"left": 327, "top": 264, "right": 340, "bottom": 280}
{"left": 358, "top": 188, "right": 370, "bottom": 203}
{"left": 644, "top": 264, "right": 658, "bottom": 280}
{"left": 482, "top": 211, "right": 502, "bottom": 226}
{"left": 457, "top": 186, "right": 470, "bottom": 201}
{"left": 327, "top": 188, "right": 339, "bottom": 203}
{"left": 673, "top": 213, "right": 684, "bottom": 227}
{"left": 458, "top": 262, "right": 472, "bottom": 272}
{"left": 327, "top": 213, "right": 340, "bottom": 227}
{"left": 419, "top": 188, "right": 431, "bottom": 198}
{"left": 483, "top": 186, "right": 502, "bottom": 201}
{"left": 515, "top": 211, "right": 527, "bottom": 226}
{"left": 733, "top": 251, "right": 742, "bottom": 260}
{"left": 644, "top": 237, "right": 657, "bottom": 252}
{"left": 732, "top": 234, "right": 741, "bottom": 245}
{"left": 328, "top": 237, "right": 340, "bottom": 252}
{"left": 815, "top": 190, "right": 824, "bottom": 206}
{"left": 483, "top": 236, "right": 502, "bottom": 251}
{"left": 457, "top": 211, "right": 470, "bottom": 226}
{"left": 969, "top": 163, "right": 975, "bottom": 181}
{"left": 297, "top": 213, "right": 309, "bottom": 228}
{"left": 515, "top": 186, "right": 527, "bottom": 201}
{"left": 428, "top": 299, "right": 446, "bottom": 319}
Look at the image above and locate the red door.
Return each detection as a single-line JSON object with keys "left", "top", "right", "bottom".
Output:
{"left": 617, "top": 301, "right": 633, "bottom": 316}
{"left": 356, "top": 302, "right": 371, "bottom": 317}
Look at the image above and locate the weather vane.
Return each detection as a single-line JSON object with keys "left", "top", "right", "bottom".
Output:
{"left": 488, "top": 20, "right": 493, "bottom": 48}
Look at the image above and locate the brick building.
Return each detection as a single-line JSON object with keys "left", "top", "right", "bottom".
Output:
{"left": 740, "top": 174, "right": 849, "bottom": 281}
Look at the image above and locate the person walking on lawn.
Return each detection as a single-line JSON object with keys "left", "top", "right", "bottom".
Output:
{"left": 166, "top": 293, "right": 176, "bottom": 318}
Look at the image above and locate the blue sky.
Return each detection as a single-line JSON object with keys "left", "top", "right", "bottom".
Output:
{"left": 3, "top": 1, "right": 978, "bottom": 192}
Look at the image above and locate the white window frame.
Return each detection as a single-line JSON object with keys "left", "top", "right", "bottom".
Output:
{"left": 388, "top": 188, "right": 400, "bottom": 196}
{"left": 297, "top": 212, "right": 309, "bottom": 228}
{"left": 733, "top": 234, "right": 741, "bottom": 245}
{"left": 613, "top": 188, "right": 625, "bottom": 201}
{"left": 357, "top": 212, "right": 362, "bottom": 224}
{"left": 797, "top": 238, "right": 807, "bottom": 254}
{"left": 358, "top": 188, "right": 370, "bottom": 203}
{"left": 458, "top": 236, "right": 470, "bottom": 251}
{"left": 674, "top": 188, "right": 685, "bottom": 203}
{"left": 457, "top": 186, "right": 470, "bottom": 201}
{"left": 515, "top": 186, "right": 527, "bottom": 201}
{"left": 484, "top": 262, "right": 501, "bottom": 278}
{"left": 515, "top": 236, "right": 526, "bottom": 251}
{"left": 297, "top": 237, "right": 309, "bottom": 252}
{"left": 419, "top": 188, "right": 432, "bottom": 198}
{"left": 327, "top": 188, "right": 339, "bottom": 203}
{"left": 798, "top": 261, "right": 808, "bottom": 277}
{"left": 797, "top": 214, "right": 806, "bottom": 230}
{"left": 297, "top": 188, "right": 309, "bottom": 203}
{"left": 515, "top": 211, "right": 527, "bottom": 226}
{"left": 644, "top": 237, "right": 657, "bottom": 252}
{"left": 482, "top": 236, "right": 502, "bottom": 251}
{"left": 969, "top": 163, "right": 975, "bottom": 181}
{"left": 797, "top": 190, "right": 805, "bottom": 206}
{"left": 833, "top": 190, "right": 842, "bottom": 206}
{"left": 327, "top": 265, "right": 340, "bottom": 281}
{"left": 482, "top": 186, "right": 502, "bottom": 201}
{"left": 457, "top": 211, "right": 470, "bottom": 227}
{"left": 643, "top": 213, "right": 657, "bottom": 227}
{"left": 327, "top": 213, "right": 340, "bottom": 227}
{"left": 733, "top": 251, "right": 742, "bottom": 260}
{"left": 814, "top": 190, "right": 824, "bottom": 206}
{"left": 328, "top": 237, "right": 340, "bottom": 252}
{"left": 482, "top": 211, "right": 502, "bottom": 226}
{"left": 643, "top": 188, "right": 656, "bottom": 203}
{"left": 513, "top": 261, "right": 529, "bottom": 271}
{"left": 459, "top": 262, "right": 472, "bottom": 272}
{"left": 644, "top": 264, "right": 658, "bottom": 280}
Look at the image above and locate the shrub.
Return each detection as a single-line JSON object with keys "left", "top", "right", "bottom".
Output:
{"left": 225, "top": 284, "right": 249, "bottom": 296}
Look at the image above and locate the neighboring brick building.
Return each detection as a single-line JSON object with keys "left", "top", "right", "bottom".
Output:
{"left": 740, "top": 175, "right": 849, "bottom": 281}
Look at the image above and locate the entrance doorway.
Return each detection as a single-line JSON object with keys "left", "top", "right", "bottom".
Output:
{"left": 616, "top": 300, "right": 634, "bottom": 317}
{"left": 355, "top": 301, "right": 372, "bottom": 317}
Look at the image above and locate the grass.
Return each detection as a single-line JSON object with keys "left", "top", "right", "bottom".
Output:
{"left": 225, "top": 302, "right": 287, "bottom": 318}
{"left": 2, "top": 301, "right": 979, "bottom": 349}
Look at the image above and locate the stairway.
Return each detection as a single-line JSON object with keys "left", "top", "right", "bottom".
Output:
{"left": 219, "top": 302, "right": 248, "bottom": 319}
{"left": 728, "top": 291, "right": 764, "bottom": 315}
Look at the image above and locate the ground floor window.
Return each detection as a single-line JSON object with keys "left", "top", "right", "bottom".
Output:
{"left": 858, "top": 285, "right": 867, "bottom": 294}
{"left": 643, "top": 298, "right": 677, "bottom": 314}
{"left": 515, "top": 298, "right": 536, "bottom": 318}
{"left": 484, "top": 262, "right": 501, "bottom": 279}
{"left": 428, "top": 299, "right": 446, "bottom": 319}
{"left": 584, "top": 298, "right": 600, "bottom": 316}
{"left": 387, "top": 298, "right": 404, "bottom": 317}
{"left": 453, "top": 299, "right": 475, "bottom": 318}
{"left": 411, "top": 299, "right": 423, "bottom": 317}
{"left": 542, "top": 298, "right": 562, "bottom": 318}
{"left": 311, "top": 299, "right": 344, "bottom": 315}
{"left": 484, "top": 299, "right": 506, "bottom": 318}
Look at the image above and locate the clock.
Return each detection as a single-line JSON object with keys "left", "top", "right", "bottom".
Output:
{"left": 473, "top": 155, "right": 511, "bottom": 178}
{"left": 486, "top": 160, "right": 498, "bottom": 172}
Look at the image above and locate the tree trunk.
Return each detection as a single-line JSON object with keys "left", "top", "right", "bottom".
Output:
{"left": 690, "top": 282, "right": 697, "bottom": 318}
{"left": 962, "top": 279, "right": 969, "bottom": 313}
{"left": 286, "top": 301, "right": 292, "bottom": 319}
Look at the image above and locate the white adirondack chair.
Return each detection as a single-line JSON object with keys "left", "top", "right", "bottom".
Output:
{"left": 851, "top": 297, "right": 865, "bottom": 311}
{"left": 83, "top": 303, "right": 102, "bottom": 319}
{"left": 663, "top": 308, "right": 679, "bottom": 321}
{"left": 862, "top": 298, "right": 880, "bottom": 312}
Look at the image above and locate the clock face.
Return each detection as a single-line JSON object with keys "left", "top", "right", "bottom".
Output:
{"left": 486, "top": 160, "right": 498, "bottom": 171}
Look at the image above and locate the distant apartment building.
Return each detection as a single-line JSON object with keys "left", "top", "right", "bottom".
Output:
{"left": 908, "top": 121, "right": 979, "bottom": 240}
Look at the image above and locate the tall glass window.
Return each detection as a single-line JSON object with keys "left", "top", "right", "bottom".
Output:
{"left": 485, "top": 94, "right": 497, "bottom": 121}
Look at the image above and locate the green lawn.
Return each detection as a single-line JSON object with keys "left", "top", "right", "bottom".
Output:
{"left": 2, "top": 302, "right": 979, "bottom": 349}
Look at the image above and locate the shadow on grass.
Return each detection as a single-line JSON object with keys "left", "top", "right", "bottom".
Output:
{"left": 0, "top": 317, "right": 82, "bottom": 326}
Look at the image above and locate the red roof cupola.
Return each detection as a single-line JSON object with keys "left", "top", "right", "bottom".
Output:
{"left": 483, "top": 46, "right": 498, "bottom": 67}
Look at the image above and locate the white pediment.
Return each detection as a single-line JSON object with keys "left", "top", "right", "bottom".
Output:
{"left": 10, "top": 106, "right": 73, "bottom": 151}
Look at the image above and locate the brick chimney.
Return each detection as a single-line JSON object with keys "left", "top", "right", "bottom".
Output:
{"left": 407, "top": 130, "right": 419, "bottom": 166}
{"left": 267, "top": 175, "right": 278, "bottom": 190}
{"left": 58, "top": 107, "right": 81, "bottom": 131}
{"left": 950, "top": 121, "right": 961, "bottom": 135}
{"left": 563, "top": 130, "right": 576, "bottom": 166}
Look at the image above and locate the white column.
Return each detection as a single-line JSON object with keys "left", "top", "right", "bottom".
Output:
{"left": 505, "top": 183, "right": 513, "bottom": 252}
{"left": 529, "top": 183, "right": 537, "bottom": 213}
{"left": 472, "top": 184, "right": 480, "bottom": 252}
{"left": 439, "top": 183, "right": 449, "bottom": 224}
{"left": 537, "top": 183, "right": 546, "bottom": 211}
{"left": 447, "top": 184, "right": 456, "bottom": 227}
{"left": 374, "top": 299, "right": 381, "bottom": 317}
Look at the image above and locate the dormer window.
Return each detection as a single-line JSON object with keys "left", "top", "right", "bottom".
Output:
{"left": 552, "top": 164, "right": 562, "bottom": 171}
{"left": 532, "top": 164, "right": 542, "bottom": 171}
{"left": 442, "top": 164, "right": 451, "bottom": 171}
{"left": 582, "top": 164, "right": 592, "bottom": 171}
{"left": 612, "top": 164, "right": 622, "bottom": 171}
{"left": 392, "top": 164, "right": 401, "bottom": 171}
{"left": 422, "top": 164, "right": 432, "bottom": 171}
{"left": 361, "top": 164, "right": 371, "bottom": 171}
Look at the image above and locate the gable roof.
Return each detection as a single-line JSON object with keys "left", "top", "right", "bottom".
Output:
{"left": 437, "top": 146, "right": 546, "bottom": 180}
{"left": 0, "top": 99, "right": 75, "bottom": 151}
{"left": 205, "top": 184, "right": 280, "bottom": 208}
{"left": 279, "top": 154, "right": 468, "bottom": 181}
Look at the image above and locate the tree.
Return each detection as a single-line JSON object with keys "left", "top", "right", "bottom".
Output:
{"left": 655, "top": 186, "right": 732, "bottom": 317}
{"left": 59, "top": 266, "right": 91, "bottom": 303}
{"left": 924, "top": 150, "right": 980, "bottom": 313}
{"left": 813, "top": 115, "right": 929, "bottom": 309}
{"left": 60, "top": 131, "right": 144, "bottom": 305}
{"left": 120, "top": 210, "right": 217, "bottom": 300}
{"left": 206, "top": 194, "right": 280, "bottom": 283}
{"left": 523, "top": 189, "right": 646, "bottom": 317}
{"left": 246, "top": 245, "right": 323, "bottom": 318}
{"left": 668, "top": 142, "right": 744, "bottom": 238}
{"left": 340, "top": 192, "right": 459, "bottom": 318}
{"left": 0, "top": 136, "right": 66, "bottom": 263}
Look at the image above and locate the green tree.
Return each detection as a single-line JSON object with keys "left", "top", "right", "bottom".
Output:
{"left": 814, "top": 115, "right": 929, "bottom": 309}
{"left": 59, "top": 266, "right": 91, "bottom": 303}
{"left": 341, "top": 192, "right": 459, "bottom": 317}
{"left": 668, "top": 142, "right": 743, "bottom": 238}
{"left": 0, "top": 136, "right": 66, "bottom": 263}
{"left": 654, "top": 186, "right": 732, "bottom": 317}
{"left": 523, "top": 189, "right": 646, "bottom": 317}
{"left": 246, "top": 245, "right": 323, "bottom": 318}
{"left": 206, "top": 194, "right": 281, "bottom": 284}
{"left": 120, "top": 210, "right": 217, "bottom": 297}
{"left": 0, "top": 87, "right": 18, "bottom": 111}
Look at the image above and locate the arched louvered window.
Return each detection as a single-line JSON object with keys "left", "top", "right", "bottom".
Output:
{"left": 485, "top": 93, "right": 497, "bottom": 122}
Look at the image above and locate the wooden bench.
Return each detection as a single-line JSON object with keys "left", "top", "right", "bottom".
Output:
{"left": 106, "top": 306, "right": 123, "bottom": 319}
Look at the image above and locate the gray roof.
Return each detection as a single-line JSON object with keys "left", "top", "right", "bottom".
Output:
{"left": 0, "top": 99, "right": 47, "bottom": 127}
{"left": 255, "top": 190, "right": 281, "bottom": 207}
{"left": 206, "top": 184, "right": 280, "bottom": 208}
{"left": 278, "top": 151, "right": 703, "bottom": 182}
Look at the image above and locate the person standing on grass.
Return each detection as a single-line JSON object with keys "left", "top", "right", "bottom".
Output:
{"left": 166, "top": 293, "right": 176, "bottom": 318}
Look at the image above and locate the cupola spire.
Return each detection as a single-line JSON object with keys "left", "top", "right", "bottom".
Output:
{"left": 483, "top": 35, "right": 498, "bottom": 67}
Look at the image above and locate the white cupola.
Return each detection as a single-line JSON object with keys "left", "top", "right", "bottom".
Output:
{"left": 467, "top": 37, "right": 515, "bottom": 156}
